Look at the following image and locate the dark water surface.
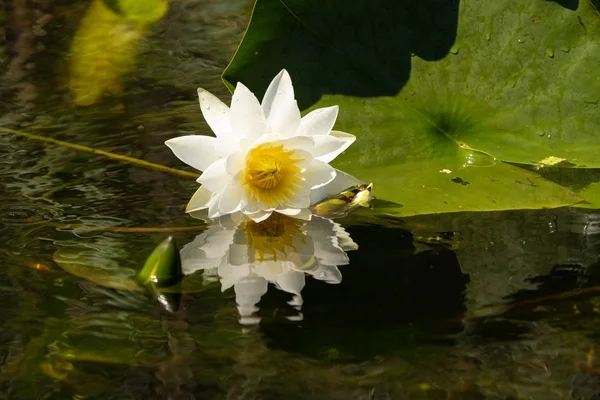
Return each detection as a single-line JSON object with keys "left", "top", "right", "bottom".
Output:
{"left": 2, "top": 1, "right": 600, "bottom": 399}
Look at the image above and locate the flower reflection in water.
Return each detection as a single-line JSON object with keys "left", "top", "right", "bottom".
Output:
{"left": 181, "top": 213, "right": 357, "bottom": 325}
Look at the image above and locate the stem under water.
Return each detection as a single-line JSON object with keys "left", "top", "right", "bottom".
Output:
{"left": 0, "top": 127, "right": 198, "bottom": 179}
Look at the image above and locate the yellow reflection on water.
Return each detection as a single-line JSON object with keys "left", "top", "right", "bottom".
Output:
{"left": 69, "top": 0, "right": 167, "bottom": 106}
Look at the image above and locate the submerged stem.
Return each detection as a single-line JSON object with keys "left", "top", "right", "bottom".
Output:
{"left": 0, "top": 127, "right": 198, "bottom": 179}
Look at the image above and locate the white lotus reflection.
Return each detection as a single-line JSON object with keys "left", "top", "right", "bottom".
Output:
{"left": 181, "top": 213, "right": 357, "bottom": 324}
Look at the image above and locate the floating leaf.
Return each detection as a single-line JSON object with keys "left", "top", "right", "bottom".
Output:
{"left": 223, "top": 0, "right": 595, "bottom": 215}
{"left": 575, "top": 182, "right": 600, "bottom": 209}
{"left": 224, "top": 0, "right": 600, "bottom": 167}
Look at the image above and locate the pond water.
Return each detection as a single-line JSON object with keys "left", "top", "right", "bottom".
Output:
{"left": 2, "top": 1, "right": 600, "bottom": 399}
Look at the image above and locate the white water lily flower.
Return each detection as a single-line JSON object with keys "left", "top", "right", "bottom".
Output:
{"left": 181, "top": 213, "right": 358, "bottom": 325}
{"left": 166, "top": 69, "right": 360, "bottom": 222}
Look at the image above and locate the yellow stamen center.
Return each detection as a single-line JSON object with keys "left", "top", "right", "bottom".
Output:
{"left": 244, "top": 143, "right": 302, "bottom": 208}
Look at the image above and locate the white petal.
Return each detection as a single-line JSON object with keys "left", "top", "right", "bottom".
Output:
{"left": 293, "top": 208, "right": 312, "bottom": 221}
{"left": 197, "top": 88, "right": 231, "bottom": 138}
{"left": 207, "top": 193, "right": 222, "bottom": 219}
{"left": 276, "top": 208, "right": 305, "bottom": 216}
{"left": 304, "top": 160, "right": 336, "bottom": 189}
{"left": 226, "top": 152, "right": 245, "bottom": 177}
{"left": 310, "top": 169, "right": 362, "bottom": 204}
{"left": 188, "top": 209, "right": 210, "bottom": 221}
{"left": 296, "top": 106, "right": 339, "bottom": 136}
{"left": 312, "top": 131, "right": 356, "bottom": 163}
{"left": 165, "top": 135, "right": 219, "bottom": 172}
{"left": 279, "top": 135, "right": 314, "bottom": 153}
{"left": 286, "top": 193, "right": 312, "bottom": 209}
{"left": 230, "top": 82, "right": 266, "bottom": 142}
{"left": 262, "top": 69, "right": 295, "bottom": 120}
{"left": 270, "top": 100, "right": 301, "bottom": 138}
{"left": 185, "top": 186, "right": 212, "bottom": 213}
{"left": 218, "top": 179, "right": 243, "bottom": 215}
{"left": 245, "top": 210, "right": 273, "bottom": 223}
{"left": 293, "top": 149, "right": 315, "bottom": 170}
{"left": 197, "top": 158, "right": 228, "bottom": 193}
{"left": 274, "top": 270, "right": 305, "bottom": 295}
{"left": 215, "top": 212, "right": 244, "bottom": 228}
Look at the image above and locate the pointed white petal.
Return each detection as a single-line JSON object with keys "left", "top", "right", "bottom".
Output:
{"left": 262, "top": 69, "right": 294, "bottom": 120}
{"left": 279, "top": 135, "right": 314, "bottom": 153}
{"left": 310, "top": 169, "right": 363, "bottom": 204}
{"left": 197, "top": 158, "right": 228, "bottom": 193}
{"left": 230, "top": 82, "right": 266, "bottom": 142}
{"left": 269, "top": 100, "right": 301, "bottom": 138}
{"left": 312, "top": 131, "right": 356, "bottom": 163}
{"left": 185, "top": 186, "right": 213, "bottom": 213}
{"left": 197, "top": 88, "right": 231, "bottom": 138}
{"left": 304, "top": 160, "right": 336, "bottom": 189}
{"left": 215, "top": 211, "right": 244, "bottom": 228}
{"left": 286, "top": 193, "right": 312, "bottom": 209}
{"left": 218, "top": 179, "right": 243, "bottom": 215}
{"left": 276, "top": 208, "right": 304, "bottom": 216}
{"left": 296, "top": 106, "right": 339, "bottom": 136}
{"left": 245, "top": 210, "right": 272, "bottom": 223}
{"left": 165, "top": 135, "right": 219, "bottom": 172}
{"left": 207, "top": 192, "right": 222, "bottom": 219}
{"left": 188, "top": 209, "right": 210, "bottom": 221}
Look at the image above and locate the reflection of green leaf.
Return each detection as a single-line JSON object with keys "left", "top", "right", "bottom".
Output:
{"left": 224, "top": 0, "right": 589, "bottom": 215}
{"left": 69, "top": 0, "right": 168, "bottom": 106}
{"left": 115, "top": 0, "right": 168, "bottom": 23}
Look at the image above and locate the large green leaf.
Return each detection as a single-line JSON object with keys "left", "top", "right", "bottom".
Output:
{"left": 225, "top": 0, "right": 600, "bottom": 167}
{"left": 223, "top": 0, "right": 590, "bottom": 215}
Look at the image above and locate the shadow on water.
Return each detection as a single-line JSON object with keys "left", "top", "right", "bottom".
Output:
{"left": 224, "top": 0, "right": 459, "bottom": 109}
{"left": 260, "top": 225, "right": 469, "bottom": 361}
{"left": 549, "top": 0, "right": 579, "bottom": 10}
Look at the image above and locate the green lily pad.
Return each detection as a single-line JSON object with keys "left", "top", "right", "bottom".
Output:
{"left": 223, "top": 0, "right": 592, "bottom": 215}
{"left": 225, "top": 0, "right": 600, "bottom": 167}
{"left": 575, "top": 182, "right": 600, "bottom": 209}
